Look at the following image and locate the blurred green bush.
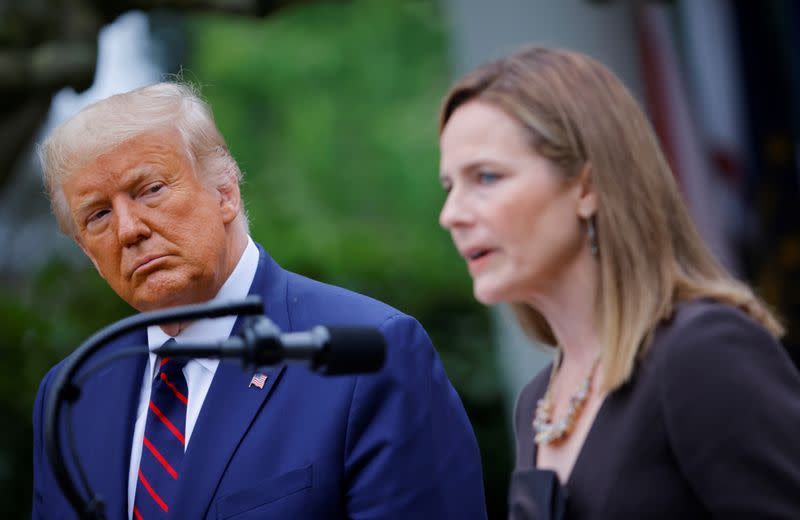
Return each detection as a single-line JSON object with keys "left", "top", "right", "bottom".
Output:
{"left": 1, "top": 259, "right": 132, "bottom": 519}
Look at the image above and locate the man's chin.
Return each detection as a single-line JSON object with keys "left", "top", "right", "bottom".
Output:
{"left": 128, "top": 284, "right": 198, "bottom": 312}
{"left": 123, "top": 271, "right": 220, "bottom": 312}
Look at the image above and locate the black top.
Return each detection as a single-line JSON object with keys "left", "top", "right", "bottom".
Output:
{"left": 509, "top": 300, "right": 800, "bottom": 519}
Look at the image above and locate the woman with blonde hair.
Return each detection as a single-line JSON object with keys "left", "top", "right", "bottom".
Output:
{"left": 438, "top": 45, "right": 800, "bottom": 519}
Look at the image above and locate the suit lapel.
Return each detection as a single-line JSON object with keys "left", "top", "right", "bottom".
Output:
{"left": 170, "top": 244, "right": 291, "bottom": 518}
{"left": 76, "top": 330, "right": 148, "bottom": 520}
{"left": 170, "top": 362, "right": 285, "bottom": 518}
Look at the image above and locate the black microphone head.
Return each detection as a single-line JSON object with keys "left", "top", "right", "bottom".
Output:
{"left": 315, "top": 326, "right": 386, "bottom": 375}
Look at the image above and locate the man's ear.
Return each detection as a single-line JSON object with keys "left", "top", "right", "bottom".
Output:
{"left": 217, "top": 175, "right": 241, "bottom": 225}
{"left": 576, "top": 162, "right": 598, "bottom": 219}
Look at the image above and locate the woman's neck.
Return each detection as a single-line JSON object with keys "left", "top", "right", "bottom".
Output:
{"left": 527, "top": 252, "right": 602, "bottom": 369}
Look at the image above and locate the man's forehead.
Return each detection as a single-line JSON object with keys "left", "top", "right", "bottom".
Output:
{"left": 78, "top": 130, "right": 183, "bottom": 172}
{"left": 63, "top": 136, "right": 185, "bottom": 202}
{"left": 65, "top": 164, "right": 153, "bottom": 195}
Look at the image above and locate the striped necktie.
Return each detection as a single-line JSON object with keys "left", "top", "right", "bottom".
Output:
{"left": 133, "top": 341, "right": 188, "bottom": 518}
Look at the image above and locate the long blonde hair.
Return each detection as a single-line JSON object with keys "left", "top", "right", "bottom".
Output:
{"left": 439, "top": 46, "right": 783, "bottom": 391}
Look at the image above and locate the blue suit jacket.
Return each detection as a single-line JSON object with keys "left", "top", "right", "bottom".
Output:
{"left": 32, "top": 245, "right": 487, "bottom": 519}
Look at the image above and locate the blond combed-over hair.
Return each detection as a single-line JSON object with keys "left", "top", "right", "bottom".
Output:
{"left": 439, "top": 46, "right": 783, "bottom": 392}
{"left": 39, "top": 82, "right": 245, "bottom": 237}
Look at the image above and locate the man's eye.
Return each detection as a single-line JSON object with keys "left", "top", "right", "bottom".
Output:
{"left": 88, "top": 209, "right": 110, "bottom": 223}
{"left": 140, "top": 183, "right": 164, "bottom": 198}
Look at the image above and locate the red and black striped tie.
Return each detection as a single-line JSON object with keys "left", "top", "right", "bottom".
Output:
{"left": 133, "top": 342, "right": 188, "bottom": 519}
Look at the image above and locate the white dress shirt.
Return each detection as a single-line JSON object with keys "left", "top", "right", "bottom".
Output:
{"left": 127, "top": 237, "right": 259, "bottom": 519}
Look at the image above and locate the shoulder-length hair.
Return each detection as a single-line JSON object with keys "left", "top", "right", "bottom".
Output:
{"left": 439, "top": 46, "right": 783, "bottom": 392}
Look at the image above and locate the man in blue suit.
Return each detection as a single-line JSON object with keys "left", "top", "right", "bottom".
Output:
{"left": 32, "top": 82, "right": 487, "bottom": 519}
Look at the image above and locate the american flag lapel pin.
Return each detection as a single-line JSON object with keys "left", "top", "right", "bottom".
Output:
{"left": 249, "top": 372, "right": 268, "bottom": 389}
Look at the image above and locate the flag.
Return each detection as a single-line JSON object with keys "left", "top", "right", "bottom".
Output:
{"left": 635, "top": 2, "right": 734, "bottom": 271}
{"left": 249, "top": 373, "right": 267, "bottom": 389}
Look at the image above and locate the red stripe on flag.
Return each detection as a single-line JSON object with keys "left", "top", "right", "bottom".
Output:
{"left": 138, "top": 469, "right": 169, "bottom": 512}
{"left": 133, "top": 506, "right": 144, "bottom": 520}
{"left": 148, "top": 401, "right": 185, "bottom": 445}
{"left": 143, "top": 435, "right": 178, "bottom": 479}
{"left": 160, "top": 372, "right": 188, "bottom": 405}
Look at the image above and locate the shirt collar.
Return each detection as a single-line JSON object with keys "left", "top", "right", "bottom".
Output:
{"left": 147, "top": 236, "right": 259, "bottom": 372}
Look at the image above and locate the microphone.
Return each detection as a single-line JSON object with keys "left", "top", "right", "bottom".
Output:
{"left": 46, "top": 296, "right": 385, "bottom": 520}
{"left": 154, "top": 316, "right": 386, "bottom": 375}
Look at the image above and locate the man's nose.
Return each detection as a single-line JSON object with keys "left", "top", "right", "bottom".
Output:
{"left": 114, "top": 198, "right": 151, "bottom": 246}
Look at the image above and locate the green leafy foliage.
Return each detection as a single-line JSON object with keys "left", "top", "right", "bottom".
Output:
{"left": 1, "top": 257, "right": 132, "bottom": 519}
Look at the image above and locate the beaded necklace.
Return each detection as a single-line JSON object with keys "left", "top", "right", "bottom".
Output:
{"left": 533, "top": 352, "right": 600, "bottom": 446}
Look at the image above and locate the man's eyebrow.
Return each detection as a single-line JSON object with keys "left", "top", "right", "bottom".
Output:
{"left": 71, "top": 168, "right": 156, "bottom": 216}
{"left": 73, "top": 194, "right": 105, "bottom": 217}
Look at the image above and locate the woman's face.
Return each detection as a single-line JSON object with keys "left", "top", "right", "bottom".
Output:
{"left": 439, "top": 101, "right": 589, "bottom": 305}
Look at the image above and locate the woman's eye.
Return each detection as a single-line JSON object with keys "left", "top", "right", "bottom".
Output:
{"left": 477, "top": 171, "right": 500, "bottom": 184}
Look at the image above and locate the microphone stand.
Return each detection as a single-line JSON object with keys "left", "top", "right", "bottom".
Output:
{"left": 43, "top": 296, "right": 265, "bottom": 520}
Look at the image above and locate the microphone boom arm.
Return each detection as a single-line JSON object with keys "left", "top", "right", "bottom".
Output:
{"left": 44, "top": 296, "right": 265, "bottom": 520}
{"left": 155, "top": 315, "right": 386, "bottom": 375}
{"left": 44, "top": 295, "right": 385, "bottom": 519}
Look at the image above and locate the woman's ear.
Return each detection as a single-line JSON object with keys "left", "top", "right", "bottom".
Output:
{"left": 576, "top": 162, "right": 597, "bottom": 219}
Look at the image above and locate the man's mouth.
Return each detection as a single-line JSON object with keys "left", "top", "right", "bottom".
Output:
{"left": 131, "top": 255, "right": 169, "bottom": 277}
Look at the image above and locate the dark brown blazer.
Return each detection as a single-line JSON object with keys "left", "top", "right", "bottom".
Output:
{"left": 510, "top": 299, "right": 800, "bottom": 519}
